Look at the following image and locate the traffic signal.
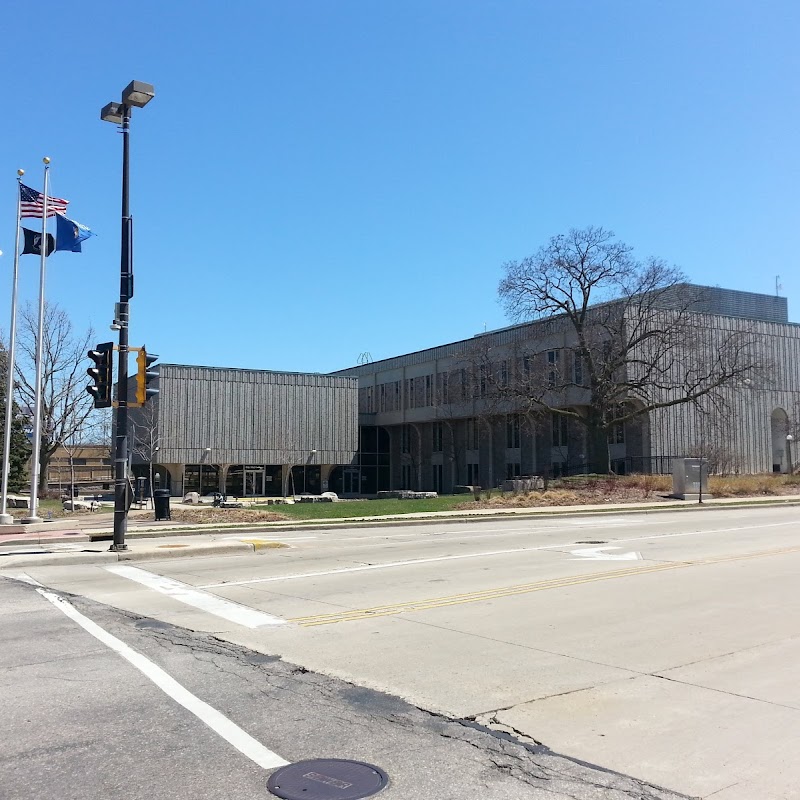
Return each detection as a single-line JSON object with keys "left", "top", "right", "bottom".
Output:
{"left": 135, "top": 347, "right": 159, "bottom": 405}
{"left": 87, "top": 342, "right": 114, "bottom": 408}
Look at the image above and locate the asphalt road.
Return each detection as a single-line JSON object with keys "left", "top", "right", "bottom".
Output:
{"left": 1, "top": 578, "right": 681, "bottom": 800}
{"left": 3, "top": 505, "right": 799, "bottom": 799}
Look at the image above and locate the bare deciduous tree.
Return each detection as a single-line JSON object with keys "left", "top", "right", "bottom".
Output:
{"left": 14, "top": 302, "right": 95, "bottom": 491}
{"left": 432, "top": 339, "right": 548, "bottom": 488}
{"left": 498, "top": 226, "right": 761, "bottom": 472}
{"left": 131, "top": 401, "right": 160, "bottom": 500}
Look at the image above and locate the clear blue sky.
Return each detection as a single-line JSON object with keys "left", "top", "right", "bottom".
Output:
{"left": 1, "top": 1, "right": 798, "bottom": 374}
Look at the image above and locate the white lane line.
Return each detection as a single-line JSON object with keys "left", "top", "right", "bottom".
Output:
{"left": 105, "top": 565, "right": 285, "bottom": 627}
{"left": 198, "top": 547, "right": 547, "bottom": 588}
{"left": 34, "top": 587, "right": 288, "bottom": 770}
{"left": 197, "top": 520, "right": 800, "bottom": 589}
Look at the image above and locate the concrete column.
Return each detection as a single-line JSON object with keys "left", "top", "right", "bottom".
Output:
{"left": 219, "top": 464, "right": 229, "bottom": 493}
{"left": 444, "top": 420, "right": 457, "bottom": 492}
{"left": 534, "top": 428, "right": 551, "bottom": 481}
{"left": 388, "top": 427, "right": 402, "bottom": 489}
{"left": 479, "top": 420, "right": 494, "bottom": 490}
{"left": 521, "top": 415, "right": 538, "bottom": 475}
{"left": 411, "top": 423, "right": 423, "bottom": 490}
{"left": 282, "top": 464, "right": 293, "bottom": 497}
{"left": 158, "top": 463, "right": 183, "bottom": 497}
{"left": 320, "top": 464, "right": 334, "bottom": 491}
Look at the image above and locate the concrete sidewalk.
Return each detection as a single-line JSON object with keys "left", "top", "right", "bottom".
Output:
{"left": 0, "top": 492, "right": 799, "bottom": 568}
{"left": 0, "top": 530, "right": 292, "bottom": 568}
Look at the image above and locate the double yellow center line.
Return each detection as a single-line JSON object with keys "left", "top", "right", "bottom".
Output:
{"left": 289, "top": 544, "right": 800, "bottom": 627}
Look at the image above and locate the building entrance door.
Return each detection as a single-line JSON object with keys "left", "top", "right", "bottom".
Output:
{"left": 343, "top": 468, "right": 359, "bottom": 494}
{"left": 244, "top": 469, "right": 265, "bottom": 497}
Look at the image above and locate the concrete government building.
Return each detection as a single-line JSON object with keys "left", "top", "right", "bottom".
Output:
{"left": 133, "top": 285, "right": 800, "bottom": 497}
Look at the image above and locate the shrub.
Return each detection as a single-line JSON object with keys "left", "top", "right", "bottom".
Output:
{"left": 709, "top": 475, "right": 781, "bottom": 497}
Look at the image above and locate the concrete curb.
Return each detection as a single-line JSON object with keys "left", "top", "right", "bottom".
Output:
{"left": 0, "top": 551, "right": 118, "bottom": 568}
{"left": 88, "top": 496, "right": 800, "bottom": 539}
{"left": 0, "top": 541, "right": 257, "bottom": 569}
{"left": 117, "top": 541, "right": 257, "bottom": 561}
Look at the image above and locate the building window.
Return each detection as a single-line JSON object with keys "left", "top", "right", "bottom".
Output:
{"left": 460, "top": 368, "right": 468, "bottom": 400}
{"left": 523, "top": 354, "right": 532, "bottom": 380}
{"left": 424, "top": 374, "right": 433, "bottom": 407}
{"left": 406, "top": 378, "right": 415, "bottom": 409}
{"left": 184, "top": 464, "right": 220, "bottom": 496}
{"left": 506, "top": 414, "right": 521, "bottom": 448}
{"left": 432, "top": 422, "right": 444, "bottom": 452}
{"left": 394, "top": 381, "right": 401, "bottom": 410}
{"left": 607, "top": 406, "right": 625, "bottom": 444}
{"left": 379, "top": 383, "right": 387, "bottom": 412}
{"left": 401, "top": 425, "right": 411, "bottom": 454}
{"left": 366, "top": 386, "right": 374, "bottom": 412}
{"left": 472, "top": 365, "right": 488, "bottom": 398}
{"left": 506, "top": 462, "right": 521, "bottom": 479}
{"left": 547, "top": 350, "right": 560, "bottom": 387}
{"left": 607, "top": 421, "right": 625, "bottom": 444}
{"left": 466, "top": 462, "right": 480, "bottom": 486}
{"left": 437, "top": 371, "right": 449, "bottom": 404}
{"left": 552, "top": 413, "right": 569, "bottom": 448}
{"left": 466, "top": 419, "right": 479, "bottom": 450}
{"left": 499, "top": 360, "right": 508, "bottom": 387}
{"left": 573, "top": 352, "right": 584, "bottom": 385}
{"left": 401, "top": 463, "right": 413, "bottom": 489}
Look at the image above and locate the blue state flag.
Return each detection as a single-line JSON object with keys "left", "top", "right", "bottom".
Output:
{"left": 55, "top": 213, "right": 95, "bottom": 253}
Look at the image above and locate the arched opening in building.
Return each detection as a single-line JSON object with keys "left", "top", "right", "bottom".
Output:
{"left": 771, "top": 408, "right": 790, "bottom": 473}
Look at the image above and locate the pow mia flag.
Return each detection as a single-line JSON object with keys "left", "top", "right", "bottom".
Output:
{"left": 21, "top": 227, "right": 55, "bottom": 256}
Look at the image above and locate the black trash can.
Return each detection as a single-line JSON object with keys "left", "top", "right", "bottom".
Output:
{"left": 153, "top": 489, "right": 171, "bottom": 521}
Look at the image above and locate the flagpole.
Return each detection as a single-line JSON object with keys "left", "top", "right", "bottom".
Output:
{"left": 0, "top": 170, "right": 26, "bottom": 525}
{"left": 22, "top": 158, "right": 50, "bottom": 524}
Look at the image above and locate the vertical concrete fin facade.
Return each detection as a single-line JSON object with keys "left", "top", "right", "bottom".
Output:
{"left": 154, "top": 365, "right": 358, "bottom": 465}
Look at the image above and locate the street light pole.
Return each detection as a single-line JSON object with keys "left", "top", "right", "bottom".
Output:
{"left": 101, "top": 81, "right": 155, "bottom": 552}
{"left": 110, "top": 103, "right": 132, "bottom": 550}
{"left": 787, "top": 434, "right": 794, "bottom": 475}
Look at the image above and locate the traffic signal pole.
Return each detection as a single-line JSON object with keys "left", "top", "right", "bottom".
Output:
{"left": 111, "top": 104, "right": 131, "bottom": 552}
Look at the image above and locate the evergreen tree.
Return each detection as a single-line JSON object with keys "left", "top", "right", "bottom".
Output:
{"left": 0, "top": 347, "right": 31, "bottom": 492}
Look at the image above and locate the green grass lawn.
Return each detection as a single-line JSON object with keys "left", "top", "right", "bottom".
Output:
{"left": 252, "top": 495, "right": 471, "bottom": 520}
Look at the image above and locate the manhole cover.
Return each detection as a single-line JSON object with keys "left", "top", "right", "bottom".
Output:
{"left": 267, "top": 759, "right": 388, "bottom": 800}
{"left": 574, "top": 540, "right": 607, "bottom": 545}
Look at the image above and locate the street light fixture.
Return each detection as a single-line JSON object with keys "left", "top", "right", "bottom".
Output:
{"left": 101, "top": 80, "right": 155, "bottom": 552}
{"left": 100, "top": 102, "right": 124, "bottom": 124}
{"left": 122, "top": 81, "right": 155, "bottom": 108}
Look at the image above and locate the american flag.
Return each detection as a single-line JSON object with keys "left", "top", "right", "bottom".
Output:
{"left": 19, "top": 183, "right": 69, "bottom": 218}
